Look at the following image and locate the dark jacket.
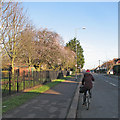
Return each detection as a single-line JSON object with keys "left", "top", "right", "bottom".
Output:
{"left": 82, "top": 73, "right": 95, "bottom": 89}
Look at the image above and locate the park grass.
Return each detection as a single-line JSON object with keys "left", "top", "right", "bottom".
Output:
{"left": 64, "top": 75, "right": 71, "bottom": 78}
{"left": 29, "top": 79, "right": 65, "bottom": 93}
{"left": 2, "top": 79, "right": 66, "bottom": 114}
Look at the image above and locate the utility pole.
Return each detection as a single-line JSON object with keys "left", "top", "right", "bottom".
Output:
{"left": 99, "top": 60, "right": 100, "bottom": 73}
{"left": 106, "top": 61, "right": 108, "bottom": 73}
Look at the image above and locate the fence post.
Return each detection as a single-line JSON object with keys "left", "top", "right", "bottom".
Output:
{"left": 38, "top": 71, "right": 40, "bottom": 84}
{"left": 39, "top": 71, "right": 42, "bottom": 84}
{"left": 33, "top": 71, "right": 35, "bottom": 86}
{"left": 49, "top": 71, "right": 51, "bottom": 81}
{"left": 28, "top": 71, "right": 31, "bottom": 88}
{"left": 23, "top": 71, "right": 25, "bottom": 90}
{"left": 56, "top": 71, "right": 58, "bottom": 79}
{"left": 9, "top": 71, "right": 11, "bottom": 95}
{"left": 42, "top": 71, "right": 44, "bottom": 84}
{"left": 36, "top": 71, "right": 38, "bottom": 84}
{"left": 46, "top": 71, "right": 50, "bottom": 82}
{"left": 17, "top": 69, "right": 19, "bottom": 92}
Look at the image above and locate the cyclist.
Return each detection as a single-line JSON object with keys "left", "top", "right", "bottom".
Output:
{"left": 86, "top": 69, "right": 90, "bottom": 72}
{"left": 81, "top": 69, "right": 95, "bottom": 105}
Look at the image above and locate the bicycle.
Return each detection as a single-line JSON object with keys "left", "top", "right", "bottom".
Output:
{"left": 81, "top": 89, "right": 91, "bottom": 110}
{"left": 80, "top": 81, "right": 94, "bottom": 110}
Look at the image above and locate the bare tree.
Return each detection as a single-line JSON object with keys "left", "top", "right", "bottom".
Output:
{"left": 34, "top": 28, "right": 76, "bottom": 71}
{"left": 35, "top": 29, "right": 64, "bottom": 70}
{"left": 1, "top": 2, "right": 26, "bottom": 73}
{"left": 63, "top": 47, "right": 76, "bottom": 70}
{"left": 16, "top": 24, "right": 37, "bottom": 70}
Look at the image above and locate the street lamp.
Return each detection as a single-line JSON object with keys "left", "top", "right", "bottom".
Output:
{"left": 98, "top": 60, "right": 108, "bottom": 73}
{"left": 99, "top": 60, "right": 100, "bottom": 73}
{"left": 75, "top": 27, "right": 86, "bottom": 80}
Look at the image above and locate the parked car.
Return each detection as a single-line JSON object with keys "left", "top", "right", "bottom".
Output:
{"left": 113, "top": 64, "right": 120, "bottom": 75}
{"left": 107, "top": 69, "right": 113, "bottom": 74}
{"left": 109, "top": 69, "right": 113, "bottom": 74}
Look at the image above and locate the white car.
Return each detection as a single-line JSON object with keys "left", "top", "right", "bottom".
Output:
{"left": 109, "top": 69, "right": 113, "bottom": 74}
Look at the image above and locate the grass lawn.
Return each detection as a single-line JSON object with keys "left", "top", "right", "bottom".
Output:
{"left": 2, "top": 77, "right": 70, "bottom": 114}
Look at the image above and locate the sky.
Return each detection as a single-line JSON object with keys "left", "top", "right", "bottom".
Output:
{"left": 23, "top": 2, "right": 118, "bottom": 69}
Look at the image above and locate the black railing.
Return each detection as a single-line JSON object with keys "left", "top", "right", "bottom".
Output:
{"left": 2, "top": 70, "right": 69, "bottom": 97}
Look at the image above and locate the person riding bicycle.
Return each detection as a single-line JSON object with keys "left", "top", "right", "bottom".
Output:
{"left": 81, "top": 69, "right": 95, "bottom": 105}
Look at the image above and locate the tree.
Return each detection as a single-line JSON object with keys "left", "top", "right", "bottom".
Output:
{"left": 66, "top": 37, "right": 85, "bottom": 69}
{"left": 1, "top": 2, "right": 26, "bottom": 73}
{"left": 63, "top": 47, "right": 76, "bottom": 70}
{"left": 1, "top": 1, "right": 82, "bottom": 72}
{"left": 35, "top": 29, "right": 64, "bottom": 70}
{"left": 16, "top": 24, "right": 36, "bottom": 70}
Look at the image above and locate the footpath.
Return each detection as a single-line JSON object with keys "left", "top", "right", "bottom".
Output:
{"left": 2, "top": 74, "right": 83, "bottom": 119}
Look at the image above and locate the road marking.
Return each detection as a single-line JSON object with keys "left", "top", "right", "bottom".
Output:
{"left": 95, "top": 74, "right": 118, "bottom": 87}
{"left": 102, "top": 75, "right": 118, "bottom": 81}
{"left": 109, "top": 82, "right": 117, "bottom": 87}
{"left": 104, "top": 80, "right": 117, "bottom": 87}
{"left": 104, "top": 80, "right": 109, "bottom": 83}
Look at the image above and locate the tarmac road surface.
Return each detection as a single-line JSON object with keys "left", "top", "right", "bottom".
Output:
{"left": 77, "top": 73, "right": 118, "bottom": 118}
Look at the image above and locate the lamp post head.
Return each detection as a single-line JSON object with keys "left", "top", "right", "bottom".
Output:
{"left": 82, "top": 27, "right": 86, "bottom": 29}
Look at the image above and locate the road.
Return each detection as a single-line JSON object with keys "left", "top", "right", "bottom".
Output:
{"left": 77, "top": 73, "right": 118, "bottom": 118}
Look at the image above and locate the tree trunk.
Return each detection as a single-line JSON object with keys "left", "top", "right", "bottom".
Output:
{"left": 11, "top": 57, "right": 14, "bottom": 75}
{"left": 28, "top": 56, "right": 31, "bottom": 72}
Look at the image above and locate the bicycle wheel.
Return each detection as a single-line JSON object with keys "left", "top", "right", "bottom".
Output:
{"left": 81, "top": 93, "right": 84, "bottom": 105}
{"left": 86, "top": 96, "right": 90, "bottom": 110}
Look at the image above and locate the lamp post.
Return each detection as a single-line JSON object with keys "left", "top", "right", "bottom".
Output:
{"left": 75, "top": 27, "right": 86, "bottom": 80}
{"left": 98, "top": 60, "right": 105, "bottom": 73}
{"left": 99, "top": 60, "right": 100, "bottom": 73}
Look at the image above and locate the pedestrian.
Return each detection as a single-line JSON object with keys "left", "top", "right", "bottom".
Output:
{"left": 81, "top": 70, "right": 95, "bottom": 105}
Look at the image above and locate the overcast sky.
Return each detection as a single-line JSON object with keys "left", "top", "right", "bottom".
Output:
{"left": 23, "top": 2, "right": 118, "bottom": 69}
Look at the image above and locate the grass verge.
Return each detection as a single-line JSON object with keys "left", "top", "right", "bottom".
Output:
{"left": 2, "top": 79, "right": 66, "bottom": 114}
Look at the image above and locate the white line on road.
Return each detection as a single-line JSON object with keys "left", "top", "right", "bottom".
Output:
{"left": 104, "top": 80, "right": 117, "bottom": 87}
{"left": 109, "top": 82, "right": 117, "bottom": 87}
{"left": 105, "top": 80, "right": 109, "bottom": 83}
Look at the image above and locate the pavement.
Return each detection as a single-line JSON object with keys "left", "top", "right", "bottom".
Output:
{"left": 2, "top": 74, "right": 83, "bottom": 119}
